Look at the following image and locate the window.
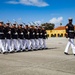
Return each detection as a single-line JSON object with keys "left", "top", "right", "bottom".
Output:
{"left": 58, "top": 34, "right": 60, "bottom": 37}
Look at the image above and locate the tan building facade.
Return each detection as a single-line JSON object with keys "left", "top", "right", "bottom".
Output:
{"left": 46, "top": 26, "right": 66, "bottom": 37}
{"left": 46, "top": 30, "right": 66, "bottom": 37}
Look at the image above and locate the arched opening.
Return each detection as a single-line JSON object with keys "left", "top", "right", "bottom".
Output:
{"left": 51, "top": 34, "right": 56, "bottom": 37}
{"left": 58, "top": 34, "right": 60, "bottom": 37}
{"left": 54, "top": 34, "right": 56, "bottom": 37}
{"left": 65, "top": 34, "right": 66, "bottom": 37}
{"left": 60, "top": 34, "right": 63, "bottom": 37}
{"left": 51, "top": 34, "right": 54, "bottom": 37}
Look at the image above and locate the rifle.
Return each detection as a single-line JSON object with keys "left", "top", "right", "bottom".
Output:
{"left": 28, "top": 22, "right": 32, "bottom": 26}
{"left": 32, "top": 21, "right": 36, "bottom": 26}
{"left": 15, "top": 21, "right": 18, "bottom": 26}
{"left": 7, "top": 20, "right": 12, "bottom": 26}
{"left": 22, "top": 22, "right": 26, "bottom": 25}
{"left": 22, "top": 22, "right": 26, "bottom": 27}
{"left": 37, "top": 23, "right": 39, "bottom": 26}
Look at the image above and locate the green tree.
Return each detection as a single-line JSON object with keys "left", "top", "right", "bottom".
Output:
{"left": 41, "top": 23, "right": 55, "bottom": 30}
{"left": 60, "top": 23, "right": 62, "bottom": 26}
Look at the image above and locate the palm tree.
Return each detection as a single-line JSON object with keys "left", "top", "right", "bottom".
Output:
{"left": 60, "top": 23, "right": 62, "bottom": 26}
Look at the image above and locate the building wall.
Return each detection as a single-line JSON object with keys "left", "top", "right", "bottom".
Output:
{"left": 46, "top": 30, "right": 66, "bottom": 37}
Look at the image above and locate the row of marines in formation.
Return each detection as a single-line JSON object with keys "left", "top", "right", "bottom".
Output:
{"left": 0, "top": 21, "right": 48, "bottom": 54}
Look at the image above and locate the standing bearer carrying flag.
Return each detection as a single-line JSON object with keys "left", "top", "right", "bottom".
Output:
{"left": 64, "top": 18, "right": 75, "bottom": 56}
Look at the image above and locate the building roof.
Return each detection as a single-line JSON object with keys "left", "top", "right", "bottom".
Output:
{"left": 54, "top": 26, "right": 65, "bottom": 30}
{"left": 54, "top": 25, "right": 75, "bottom": 30}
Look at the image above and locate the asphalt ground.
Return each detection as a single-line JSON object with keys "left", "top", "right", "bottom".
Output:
{"left": 0, "top": 38, "right": 75, "bottom": 75}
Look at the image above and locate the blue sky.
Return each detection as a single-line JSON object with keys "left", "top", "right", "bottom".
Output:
{"left": 0, "top": 0, "right": 75, "bottom": 27}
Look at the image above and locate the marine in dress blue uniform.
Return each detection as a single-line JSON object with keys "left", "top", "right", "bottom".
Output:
{"left": 64, "top": 18, "right": 75, "bottom": 56}
{"left": 4, "top": 23, "right": 12, "bottom": 52}
{"left": 11, "top": 24, "right": 20, "bottom": 52}
{"left": 0, "top": 21, "right": 6, "bottom": 54}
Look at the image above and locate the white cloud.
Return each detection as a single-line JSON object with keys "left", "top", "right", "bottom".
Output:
{"left": 7, "top": 0, "right": 49, "bottom": 7}
{"left": 49, "top": 17, "right": 63, "bottom": 24}
{"left": 7, "top": 0, "right": 19, "bottom": 4}
{"left": 34, "top": 20, "right": 41, "bottom": 25}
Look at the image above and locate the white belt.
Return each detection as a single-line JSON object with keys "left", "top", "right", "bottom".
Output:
{"left": 69, "top": 30, "right": 74, "bottom": 32}
{"left": 33, "top": 33, "right": 35, "bottom": 35}
{"left": 0, "top": 32, "right": 4, "bottom": 34}
{"left": 15, "top": 33, "right": 18, "bottom": 35}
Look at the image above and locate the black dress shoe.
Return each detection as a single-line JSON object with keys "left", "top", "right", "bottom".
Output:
{"left": 38, "top": 48, "right": 41, "bottom": 50}
{"left": 22, "top": 50, "right": 26, "bottom": 52}
{"left": 64, "top": 52, "right": 69, "bottom": 55}
{"left": 43, "top": 48, "right": 48, "bottom": 50}
{"left": 3, "top": 52, "right": 6, "bottom": 54}
{"left": 41, "top": 48, "right": 44, "bottom": 50}
{"left": 28, "top": 49, "right": 32, "bottom": 51}
{"left": 38, "top": 48, "right": 42, "bottom": 50}
{"left": 33, "top": 49, "right": 37, "bottom": 51}
{"left": 45, "top": 48, "right": 48, "bottom": 49}
{"left": 9, "top": 51, "right": 14, "bottom": 53}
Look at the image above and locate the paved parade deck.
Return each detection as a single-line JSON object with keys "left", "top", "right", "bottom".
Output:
{"left": 0, "top": 38, "right": 75, "bottom": 75}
